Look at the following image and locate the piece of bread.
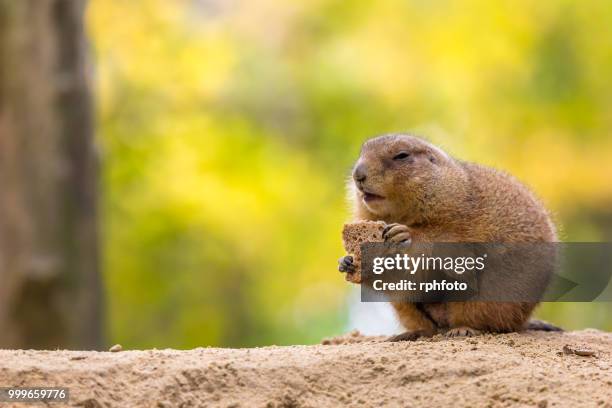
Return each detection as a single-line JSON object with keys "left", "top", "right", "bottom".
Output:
{"left": 342, "top": 221, "right": 386, "bottom": 283}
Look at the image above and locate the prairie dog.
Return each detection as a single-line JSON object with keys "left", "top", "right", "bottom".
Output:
{"left": 338, "top": 134, "right": 559, "bottom": 340}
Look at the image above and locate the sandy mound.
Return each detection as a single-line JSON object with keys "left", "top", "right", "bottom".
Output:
{"left": 0, "top": 330, "right": 610, "bottom": 407}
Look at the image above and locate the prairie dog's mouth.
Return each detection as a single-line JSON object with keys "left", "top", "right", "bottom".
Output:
{"left": 358, "top": 188, "right": 384, "bottom": 202}
{"left": 364, "top": 193, "right": 384, "bottom": 202}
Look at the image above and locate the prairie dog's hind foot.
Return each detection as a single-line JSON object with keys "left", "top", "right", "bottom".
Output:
{"left": 386, "top": 329, "right": 436, "bottom": 342}
{"left": 445, "top": 327, "right": 482, "bottom": 338}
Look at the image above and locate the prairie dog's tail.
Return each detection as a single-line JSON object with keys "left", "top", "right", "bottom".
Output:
{"left": 525, "top": 319, "right": 563, "bottom": 332}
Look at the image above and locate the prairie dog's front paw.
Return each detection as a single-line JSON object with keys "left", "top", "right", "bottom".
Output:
{"left": 338, "top": 255, "right": 355, "bottom": 274}
{"left": 382, "top": 223, "right": 412, "bottom": 244}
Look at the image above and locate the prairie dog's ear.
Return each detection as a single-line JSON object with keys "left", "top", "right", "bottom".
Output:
{"left": 424, "top": 141, "right": 450, "bottom": 161}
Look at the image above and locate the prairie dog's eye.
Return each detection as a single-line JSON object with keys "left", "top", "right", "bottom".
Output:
{"left": 393, "top": 152, "right": 410, "bottom": 161}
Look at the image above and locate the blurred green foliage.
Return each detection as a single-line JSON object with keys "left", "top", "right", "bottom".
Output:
{"left": 88, "top": 0, "right": 612, "bottom": 348}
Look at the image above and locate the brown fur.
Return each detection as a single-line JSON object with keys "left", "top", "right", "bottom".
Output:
{"left": 350, "top": 134, "right": 557, "bottom": 337}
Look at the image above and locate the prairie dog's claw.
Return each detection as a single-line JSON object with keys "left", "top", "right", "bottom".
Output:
{"left": 445, "top": 327, "right": 482, "bottom": 338}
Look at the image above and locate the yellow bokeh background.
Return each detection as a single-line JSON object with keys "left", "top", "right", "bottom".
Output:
{"left": 87, "top": 0, "right": 612, "bottom": 347}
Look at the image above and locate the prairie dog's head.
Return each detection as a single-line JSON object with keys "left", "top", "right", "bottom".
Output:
{"left": 351, "top": 134, "right": 464, "bottom": 223}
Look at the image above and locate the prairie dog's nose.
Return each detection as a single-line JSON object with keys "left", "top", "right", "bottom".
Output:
{"left": 353, "top": 162, "right": 367, "bottom": 183}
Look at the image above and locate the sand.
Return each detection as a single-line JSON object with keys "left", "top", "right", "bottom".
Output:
{"left": 0, "top": 330, "right": 610, "bottom": 407}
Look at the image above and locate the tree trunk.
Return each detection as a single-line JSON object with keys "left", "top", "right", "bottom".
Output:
{"left": 0, "top": 0, "right": 103, "bottom": 349}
